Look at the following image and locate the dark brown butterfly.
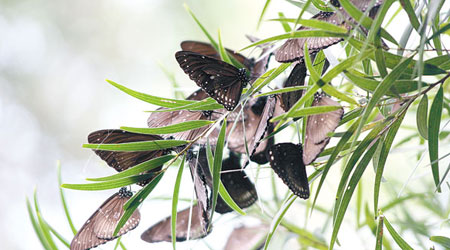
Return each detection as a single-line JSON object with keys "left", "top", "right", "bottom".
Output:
{"left": 70, "top": 187, "right": 140, "bottom": 250}
{"left": 190, "top": 148, "right": 258, "bottom": 214}
{"left": 275, "top": 0, "right": 384, "bottom": 63}
{"left": 227, "top": 95, "right": 276, "bottom": 165}
{"left": 303, "top": 93, "right": 344, "bottom": 165}
{"left": 267, "top": 143, "right": 310, "bottom": 199}
{"left": 224, "top": 225, "right": 268, "bottom": 250}
{"left": 141, "top": 148, "right": 212, "bottom": 243}
{"left": 87, "top": 129, "right": 171, "bottom": 186}
{"left": 279, "top": 62, "right": 307, "bottom": 112}
{"left": 176, "top": 51, "right": 250, "bottom": 111}
{"left": 181, "top": 41, "right": 254, "bottom": 71}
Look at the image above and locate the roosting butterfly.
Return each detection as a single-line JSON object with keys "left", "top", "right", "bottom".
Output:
{"left": 227, "top": 95, "right": 276, "bottom": 165}
{"left": 275, "top": 0, "right": 384, "bottom": 62}
{"left": 87, "top": 129, "right": 178, "bottom": 186}
{"left": 279, "top": 62, "right": 307, "bottom": 112}
{"left": 70, "top": 187, "right": 140, "bottom": 250}
{"left": 303, "top": 93, "right": 344, "bottom": 165}
{"left": 189, "top": 148, "right": 258, "bottom": 214}
{"left": 224, "top": 225, "right": 268, "bottom": 250}
{"left": 176, "top": 51, "right": 250, "bottom": 111}
{"left": 181, "top": 38, "right": 273, "bottom": 82}
{"left": 267, "top": 143, "right": 310, "bottom": 199}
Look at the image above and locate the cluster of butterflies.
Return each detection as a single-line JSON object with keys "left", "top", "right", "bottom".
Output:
{"left": 70, "top": 1, "right": 384, "bottom": 249}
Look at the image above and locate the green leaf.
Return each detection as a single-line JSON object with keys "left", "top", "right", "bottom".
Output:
{"left": 330, "top": 140, "right": 380, "bottom": 249}
{"left": 86, "top": 155, "right": 174, "bottom": 182}
{"left": 277, "top": 12, "right": 292, "bottom": 32}
{"left": 428, "top": 86, "right": 443, "bottom": 192}
{"left": 257, "top": 0, "right": 272, "bottom": 29}
{"left": 210, "top": 119, "right": 227, "bottom": 223}
{"left": 416, "top": 94, "right": 429, "bottom": 140}
{"left": 121, "top": 121, "right": 214, "bottom": 135}
{"left": 256, "top": 86, "right": 308, "bottom": 97}
{"left": 264, "top": 194, "right": 297, "bottom": 250}
{"left": 172, "top": 156, "right": 185, "bottom": 249}
{"left": 352, "top": 56, "right": 413, "bottom": 164}
{"left": 83, "top": 140, "right": 188, "bottom": 152}
{"left": 399, "top": 0, "right": 420, "bottom": 31}
{"left": 183, "top": 4, "right": 217, "bottom": 49}
{"left": 277, "top": 105, "right": 343, "bottom": 120}
{"left": 107, "top": 80, "right": 193, "bottom": 108}
{"left": 250, "top": 64, "right": 291, "bottom": 95}
{"left": 430, "top": 236, "right": 450, "bottom": 249}
{"left": 375, "top": 215, "right": 384, "bottom": 250}
{"left": 217, "top": 30, "right": 233, "bottom": 65}
{"left": 384, "top": 216, "right": 414, "bottom": 250}
{"left": 57, "top": 162, "right": 77, "bottom": 235}
{"left": 34, "top": 190, "right": 58, "bottom": 250}
{"left": 27, "top": 198, "right": 50, "bottom": 250}
{"left": 62, "top": 174, "right": 155, "bottom": 190}
{"left": 374, "top": 112, "right": 405, "bottom": 215}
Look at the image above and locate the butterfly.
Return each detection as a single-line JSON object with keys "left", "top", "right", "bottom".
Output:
{"left": 189, "top": 148, "right": 258, "bottom": 214}
{"left": 267, "top": 143, "right": 310, "bottom": 199}
{"left": 176, "top": 51, "right": 249, "bottom": 111}
{"left": 141, "top": 204, "right": 210, "bottom": 243}
{"left": 227, "top": 95, "right": 276, "bottom": 165}
{"left": 303, "top": 93, "right": 344, "bottom": 165}
{"left": 275, "top": 0, "right": 384, "bottom": 63}
{"left": 70, "top": 187, "right": 140, "bottom": 250}
{"left": 181, "top": 38, "right": 273, "bottom": 81}
{"left": 87, "top": 129, "right": 175, "bottom": 186}
{"left": 279, "top": 62, "right": 307, "bottom": 112}
{"left": 224, "top": 225, "right": 268, "bottom": 250}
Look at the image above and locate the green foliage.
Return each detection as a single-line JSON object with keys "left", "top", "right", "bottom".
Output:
{"left": 29, "top": 1, "right": 450, "bottom": 249}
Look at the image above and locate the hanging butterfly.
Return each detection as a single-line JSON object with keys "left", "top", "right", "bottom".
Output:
{"left": 275, "top": 0, "right": 384, "bottom": 63}
{"left": 141, "top": 148, "right": 212, "bottom": 243}
{"left": 227, "top": 95, "right": 276, "bottom": 165}
{"left": 176, "top": 51, "right": 250, "bottom": 111}
{"left": 279, "top": 62, "right": 307, "bottom": 112}
{"left": 224, "top": 225, "right": 268, "bottom": 250}
{"left": 303, "top": 92, "right": 343, "bottom": 165}
{"left": 267, "top": 143, "right": 310, "bottom": 199}
{"left": 70, "top": 187, "right": 140, "bottom": 250}
{"left": 87, "top": 129, "right": 176, "bottom": 186}
{"left": 141, "top": 203, "right": 211, "bottom": 243}
{"left": 189, "top": 148, "right": 258, "bottom": 214}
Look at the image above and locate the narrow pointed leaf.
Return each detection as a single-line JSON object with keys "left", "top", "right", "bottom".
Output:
{"left": 121, "top": 121, "right": 214, "bottom": 135}
{"left": 428, "top": 86, "right": 443, "bottom": 192}
{"left": 416, "top": 94, "right": 429, "bottom": 140}
{"left": 83, "top": 140, "right": 188, "bottom": 152}
{"left": 57, "top": 163, "right": 77, "bottom": 235}
{"left": 62, "top": 174, "right": 155, "bottom": 191}
{"left": 384, "top": 216, "right": 414, "bottom": 250}
{"left": 172, "top": 156, "right": 185, "bottom": 249}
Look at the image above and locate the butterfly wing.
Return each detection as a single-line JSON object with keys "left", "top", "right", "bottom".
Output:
{"left": 280, "top": 62, "right": 307, "bottom": 112}
{"left": 224, "top": 225, "right": 268, "bottom": 250}
{"left": 87, "top": 129, "right": 167, "bottom": 186}
{"left": 141, "top": 203, "right": 211, "bottom": 243}
{"left": 267, "top": 143, "right": 310, "bottom": 199}
{"left": 275, "top": 11, "right": 351, "bottom": 62}
{"left": 303, "top": 94, "right": 344, "bottom": 165}
{"left": 70, "top": 188, "right": 140, "bottom": 250}
{"left": 215, "top": 152, "right": 258, "bottom": 213}
{"left": 180, "top": 41, "right": 253, "bottom": 70}
{"left": 176, "top": 51, "right": 248, "bottom": 111}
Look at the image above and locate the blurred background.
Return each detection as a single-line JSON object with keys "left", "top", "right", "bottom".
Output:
{"left": 1, "top": 0, "right": 449, "bottom": 249}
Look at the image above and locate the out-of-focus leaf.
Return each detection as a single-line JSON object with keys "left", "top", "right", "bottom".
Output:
{"left": 277, "top": 13, "right": 292, "bottom": 32}
{"left": 416, "top": 94, "right": 429, "bottom": 140}
{"left": 210, "top": 119, "right": 227, "bottom": 223}
{"left": 384, "top": 216, "right": 414, "bottom": 250}
{"left": 399, "top": 0, "right": 420, "bottom": 31}
{"left": 27, "top": 198, "right": 50, "bottom": 250}
{"left": 428, "top": 86, "right": 443, "bottom": 192}
{"left": 264, "top": 194, "right": 296, "bottom": 250}
{"left": 430, "top": 236, "right": 450, "bottom": 249}
{"left": 258, "top": 0, "right": 272, "bottom": 29}
{"left": 58, "top": 163, "right": 77, "bottom": 235}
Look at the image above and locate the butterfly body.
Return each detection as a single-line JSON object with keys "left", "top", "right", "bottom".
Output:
{"left": 70, "top": 188, "right": 140, "bottom": 250}
{"left": 176, "top": 51, "right": 249, "bottom": 111}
